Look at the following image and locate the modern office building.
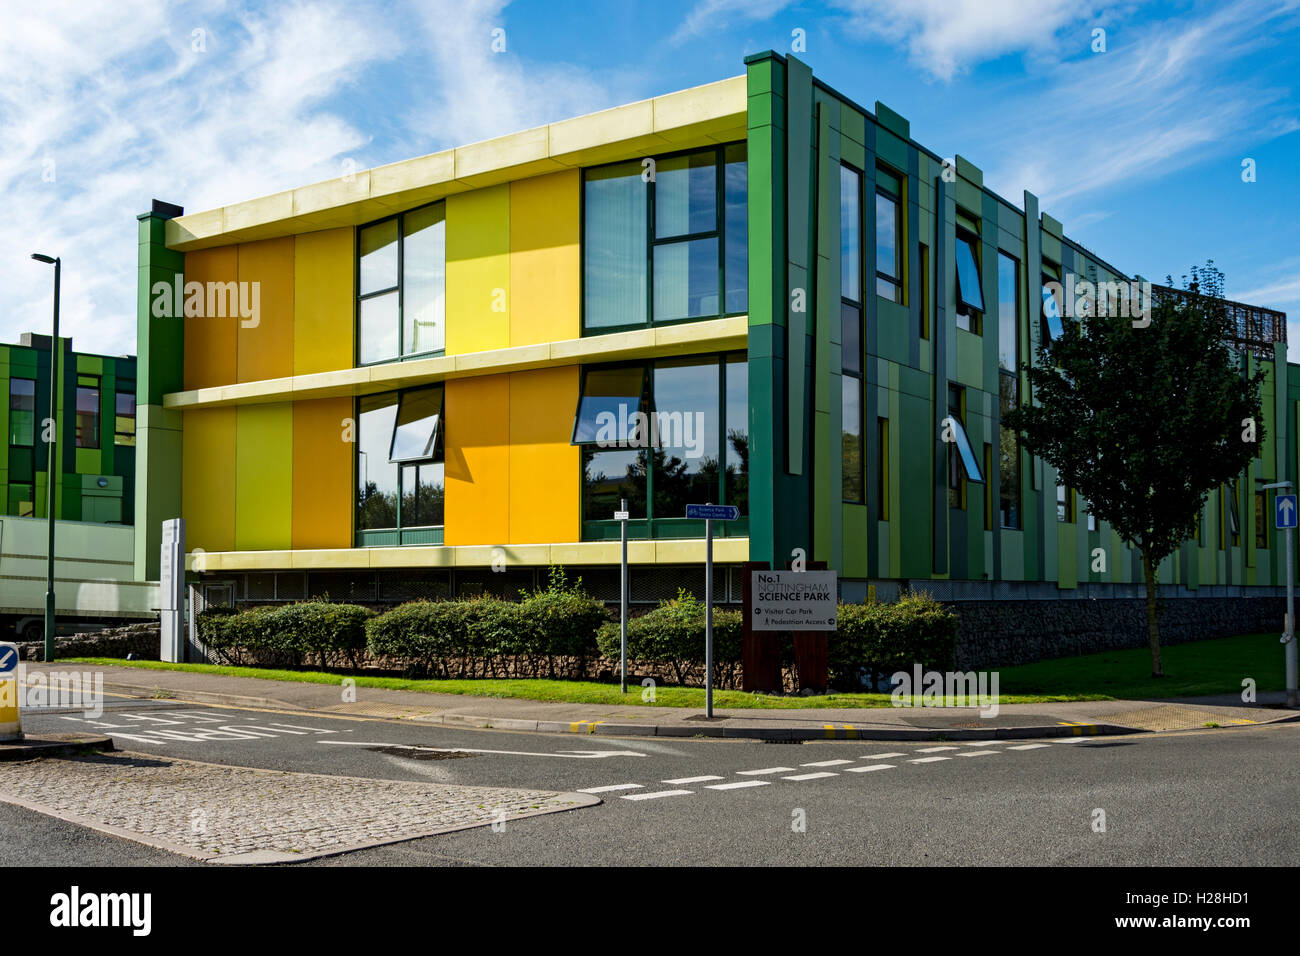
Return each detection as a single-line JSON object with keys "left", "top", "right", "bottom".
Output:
{"left": 2, "top": 333, "right": 136, "bottom": 524}
{"left": 134, "top": 53, "right": 1293, "bottom": 617}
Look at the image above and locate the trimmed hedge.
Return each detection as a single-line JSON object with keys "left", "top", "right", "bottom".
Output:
{"left": 365, "top": 567, "right": 607, "bottom": 678}
{"left": 196, "top": 601, "right": 371, "bottom": 668}
{"left": 596, "top": 590, "right": 743, "bottom": 687}
{"left": 830, "top": 592, "right": 958, "bottom": 689}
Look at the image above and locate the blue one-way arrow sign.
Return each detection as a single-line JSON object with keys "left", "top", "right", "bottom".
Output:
{"left": 1277, "top": 494, "right": 1297, "bottom": 529}
{"left": 685, "top": 504, "right": 740, "bottom": 521}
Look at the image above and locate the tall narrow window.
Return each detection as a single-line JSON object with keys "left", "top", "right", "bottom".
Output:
{"left": 877, "top": 417, "right": 889, "bottom": 520}
{"left": 1041, "top": 263, "right": 1064, "bottom": 345}
{"left": 919, "top": 242, "right": 930, "bottom": 340}
{"left": 998, "top": 252, "right": 1020, "bottom": 529}
{"left": 954, "top": 231, "right": 984, "bottom": 332}
{"left": 945, "top": 385, "right": 983, "bottom": 508}
{"left": 654, "top": 151, "right": 718, "bottom": 321}
{"left": 114, "top": 388, "right": 136, "bottom": 446}
{"left": 75, "top": 375, "right": 100, "bottom": 449}
{"left": 357, "top": 202, "right": 446, "bottom": 365}
{"left": 725, "top": 354, "right": 748, "bottom": 515}
{"left": 1227, "top": 483, "right": 1240, "bottom": 547}
{"left": 840, "top": 164, "right": 864, "bottom": 503}
{"left": 724, "top": 144, "right": 748, "bottom": 315}
{"left": 584, "top": 160, "right": 647, "bottom": 331}
{"left": 8, "top": 378, "right": 35, "bottom": 446}
{"left": 875, "top": 168, "right": 902, "bottom": 303}
{"left": 357, "top": 385, "right": 445, "bottom": 535}
{"left": 1057, "top": 481, "right": 1075, "bottom": 523}
{"left": 1255, "top": 492, "right": 1268, "bottom": 549}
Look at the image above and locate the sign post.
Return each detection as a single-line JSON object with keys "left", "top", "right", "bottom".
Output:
{"left": 160, "top": 518, "right": 185, "bottom": 663}
{"left": 686, "top": 504, "right": 740, "bottom": 718}
{"left": 615, "top": 500, "right": 630, "bottom": 694}
{"left": 0, "top": 642, "right": 21, "bottom": 741}
{"left": 1273, "top": 487, "right": 1298, "bottom": 707}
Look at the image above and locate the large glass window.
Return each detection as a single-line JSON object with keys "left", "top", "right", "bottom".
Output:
{"left": 114, "top": 388, "right": 136, "bottom": 446}
{"left": 840, "top": 166, "right": 861, "bottom": 302}
{"left": 357, "top": 385, "right": 444, "bottom": 534}
{"left": 75, "top": 375, "right": 100, "bottom": 449}
{"left": 357, "top": 202, "right": 445, "bottom": 365}
{"left": 584, "top": 145, "right": 746, "bottom": 333}
{"left": 573, "top": 352, "right": 746, "bottom": 533}
{"left": 998, "top": 252, "right": 1020, "bottom": 529}
{"left": 8, "top": 378, "right": 35, "bottom": 446}
{"left": 840, "top": 164, "right": 864, "bottom": 503}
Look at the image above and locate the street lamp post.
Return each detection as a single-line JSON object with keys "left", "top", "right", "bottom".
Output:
{"left": 31, "top": 254, "right": 60, "bottom": 664}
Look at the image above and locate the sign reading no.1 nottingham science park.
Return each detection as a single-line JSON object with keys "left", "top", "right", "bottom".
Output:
{"left": 751, "top": 570, "right": 838, "bottom": 631}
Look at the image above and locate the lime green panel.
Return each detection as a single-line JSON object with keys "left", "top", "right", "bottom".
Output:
{"left": 1057, "top": 519, "right": 1077, "bottom": 588}
{"left": 234, "top": 403, "right": 293, "bottom": 551}
{"left": 75, "top": 447, "right": 101, "bottom": 476}
{"left": 842, "top": 503, "right": 869, "bottom": 576}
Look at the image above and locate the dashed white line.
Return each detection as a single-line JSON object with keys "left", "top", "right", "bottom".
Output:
{"left": 735, "top": 767, "right": 796, "bottom": 776}
{"left": 955, "top": 750, "right": 1000, "bottom": 757}
{"left": 783, "top": 772, "right": 839, "bottom": 781}
{"left": 662, "top": 775, "right": 725, "bottom": 785}
{"left": 858, "top": 752, "right": 906, "bottom": 759}
{"left": 909, "top": 756, "right": 951, "bottom": 764}
{"left": 844, "top": 763, "right": 895, "bottom": 773}
{"left": 577, "top": 783, "right": 644, "bottom": 793}
{"left": 621, "top": 789, "right": 694, "bottom": 801}
{"left": 916, "top": 746, "right": 959, "bottom": 753}
{"left": 1053, "top": 738, "right": 1088, "bottom": 743}
{"left": 1007, "top": 744, "right": 1052, "bottom": 750}
{"left": 706, "top": 780, "right": 771, "bottom": 790}
{"left": 800, "top": 759, "right": 854, "bottom": 767}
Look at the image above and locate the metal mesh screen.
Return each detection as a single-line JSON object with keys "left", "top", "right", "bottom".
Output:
{"left": 276, "top": 572, "right": 306, "bottom": 601}
{"left": 379, "top": 570, "right": 452, "bottom": 603}
{"left": 245, "top": 572, "right": 276, "bottom": 601}
{"left": 630, "top": 565, "right": 730, "bottom": 603}
{"left": 306, "top": 571, "right": 378, "bottom": 603}
{"left": 454, "top": 569, "right": 535, "bottom": 599}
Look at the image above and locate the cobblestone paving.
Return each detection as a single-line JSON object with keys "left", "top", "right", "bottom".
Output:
{"left": 0, "top": 752, "right": 593, "bottom": 861}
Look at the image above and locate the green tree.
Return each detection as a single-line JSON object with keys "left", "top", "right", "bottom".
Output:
{"left": 1003, "top": 262, "right": 1265, "bottom": 676}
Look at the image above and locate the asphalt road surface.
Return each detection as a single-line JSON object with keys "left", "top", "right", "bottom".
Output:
{"left": 6, "top": 700, "right": 1297, "bottom": 867}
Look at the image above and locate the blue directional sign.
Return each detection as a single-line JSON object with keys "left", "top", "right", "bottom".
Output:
{"left": 1276, "top": 494, "right": 1297, "bottom": 529}
{"left": 686, "top": 504, "right": 740, "bottom": 521}
{"left": 0, "top": 646, "right": 17, "bottom": 676}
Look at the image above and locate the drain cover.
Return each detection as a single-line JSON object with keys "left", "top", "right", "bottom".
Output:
{"left": 368, "top": 746, "right": 476, "bottom": 761}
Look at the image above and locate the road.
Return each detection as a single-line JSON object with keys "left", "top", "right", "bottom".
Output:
{"left": 5, "top": 699, "right": 1297, "bottom": 866}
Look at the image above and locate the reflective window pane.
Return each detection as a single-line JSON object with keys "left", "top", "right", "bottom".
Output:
{"left": 1041, "top": 279, "right": 1065, "bottom": 343}
{"left": 402, "top": 462, "right": 444, "bottom": 527}
{"left": 76, "top": 383, "right": 99, "bottom": 449}
{"left": 573, "top": 366, "right": 647, "bottom": 445}
{"left": 584, "top": 161, "right": 647, "bottom": 330}
{"left": 655, "top": 151, "right": 716, "bottom": 239}
{"left": 725, "top": 355, "right": 748, "bottom": 515}
{"left": 955, "top": 235, "right": 984, "bottom": 314}
{"left": 359, "top": 219, "right": 399, "bottom": 295}
{"left": 359, "top": 291, "right": 399, "bottom": 365}
{"left": 389, "top": 385, "right": 443, "bottom": 463}
{"left": 724, "top": 144, "right": 748, "bottom": 314}
{"left": 998, "top": 253, "right": 1018, "bottom": 371}
{"left": 653, "top": 357, "right": 720, "bottom": 517}
{"left": 875, "top": 191, "right": 899, "bottom": 281}
{"left": 840, "top": 166, "right": 861, "bottom": 302}
{"left": 357, "top": 394, "right": 399, "bottom": 531}
{"left": 8, "top": 378, "right": 35, "bottom": 446}
{"left": 841, "top": 376, "right": 863, "bottom": 503}
{"left": 583, "top": 447, "right": 647, "bottom": 520}
{"left": 841, "top": 302, "right": 861, "bottom": 376}
{"left": 949, "top": 415, "right": 984, "bottom": 483}
{"left": 653, "top": 237, "right": 719, "bottom": 321}
{"left": 403, "top": 204, "right": 445, "bottom": 355}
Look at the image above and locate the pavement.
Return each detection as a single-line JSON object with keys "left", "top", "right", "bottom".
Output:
{"left": 23, "top": 661, "right": 1300, "bottom": 740}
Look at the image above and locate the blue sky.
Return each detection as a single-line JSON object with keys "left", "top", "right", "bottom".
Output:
{"left": 2, "top": 0, "right": 1298, "bottom": 358}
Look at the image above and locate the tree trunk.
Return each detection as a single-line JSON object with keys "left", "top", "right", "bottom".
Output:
{"left": 1142, "top": 552, "right": 1163, "bottom": 678}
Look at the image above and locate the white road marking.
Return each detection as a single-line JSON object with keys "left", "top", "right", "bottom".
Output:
{"left": 319, "top": 741, "right": 647, "bottom": 759}
{"left": 783, "top": 772, "right": 838, "bottom": 781}
{"left": 909, "top": 756, "right": 951, "bottom": 764}
{"left": 859, "top": 752, "right": 906, "bottom": 759}
{"left": 1007, "top": 744, "right": 1052, "bottom": 751}
{"left": 735, "top": 767, "right": 796, "bottom": 776}
{"left": 844, "top": 763, "right": 895, "bottom": 773}
{"left": 916, "top": 746, "right": 959, "bottom": 753}
{"left": 621, "top": 789, "right": 694, "bottom": 801}
{"left": 800, "top": 759, "right": 853, "bottom": 767}
{"left": 662, "top": 775, "right": 725, "bottom": 785}
{"left": 577, "top": 783, "right": 644, "bottom": 793}
{"left": 956, "top": 750, "right": 1000, "bottom": 757}
{"left": 958, "top": 741, "right": 1004, "bottom": 746}
{"left": 706, "top": 780, "right": 771, "bottom": 790}
{"left": 1053, "top": 738, "right": 1088, "bottom": 743}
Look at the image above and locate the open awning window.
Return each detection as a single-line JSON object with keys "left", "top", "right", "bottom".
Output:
{"left": 389, "top": 384, "right": 444, "bottom": 463}
{"left": 571, "top": 365, "right": 648, "bottom": 445}
{"left": 955, "top": 235, "right": 984, "bottom": 314}
{"left": 1041, "top": 282, "right": 1065, "bottom": 344}
{"left": 946, "top": 414, "right": 985, "bottom": 484}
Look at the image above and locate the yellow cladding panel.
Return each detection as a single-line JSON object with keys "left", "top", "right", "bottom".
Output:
{"left": 509, "top": 367, "right": 579, "bottom": 544}
{"left": 294, "top": 228, "right": 354, "bottom": 374}
{"left": 237, "top": 236, "right": 295, "bottom": 383}
{"left": 446, "top": 184, "right": 510, "bottom": 355}
{"left": 182, "top": 408, "right": 236, "bottom": 552}
{"left": 444, "top": 375, "right": 509, "bottom": 545}
{"left": 184, "top": 246, "right": 239, "bottom": 390}
{"left": 292, "top": 398, "right": 353, "bottom": 550}
{"left": 510, "top": 171, "right": 579, "bottom": 346}
{"left": 235, "top": 403, "right": 293, "bottom": 551}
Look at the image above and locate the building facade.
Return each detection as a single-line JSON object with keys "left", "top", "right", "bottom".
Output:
{"left": 134, "top": 53, "right": 1294, "bottom": 612}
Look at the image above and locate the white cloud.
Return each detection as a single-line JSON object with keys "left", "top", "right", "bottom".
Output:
{"left": 672, "top": 0, "right": 796, "bottom": 45}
